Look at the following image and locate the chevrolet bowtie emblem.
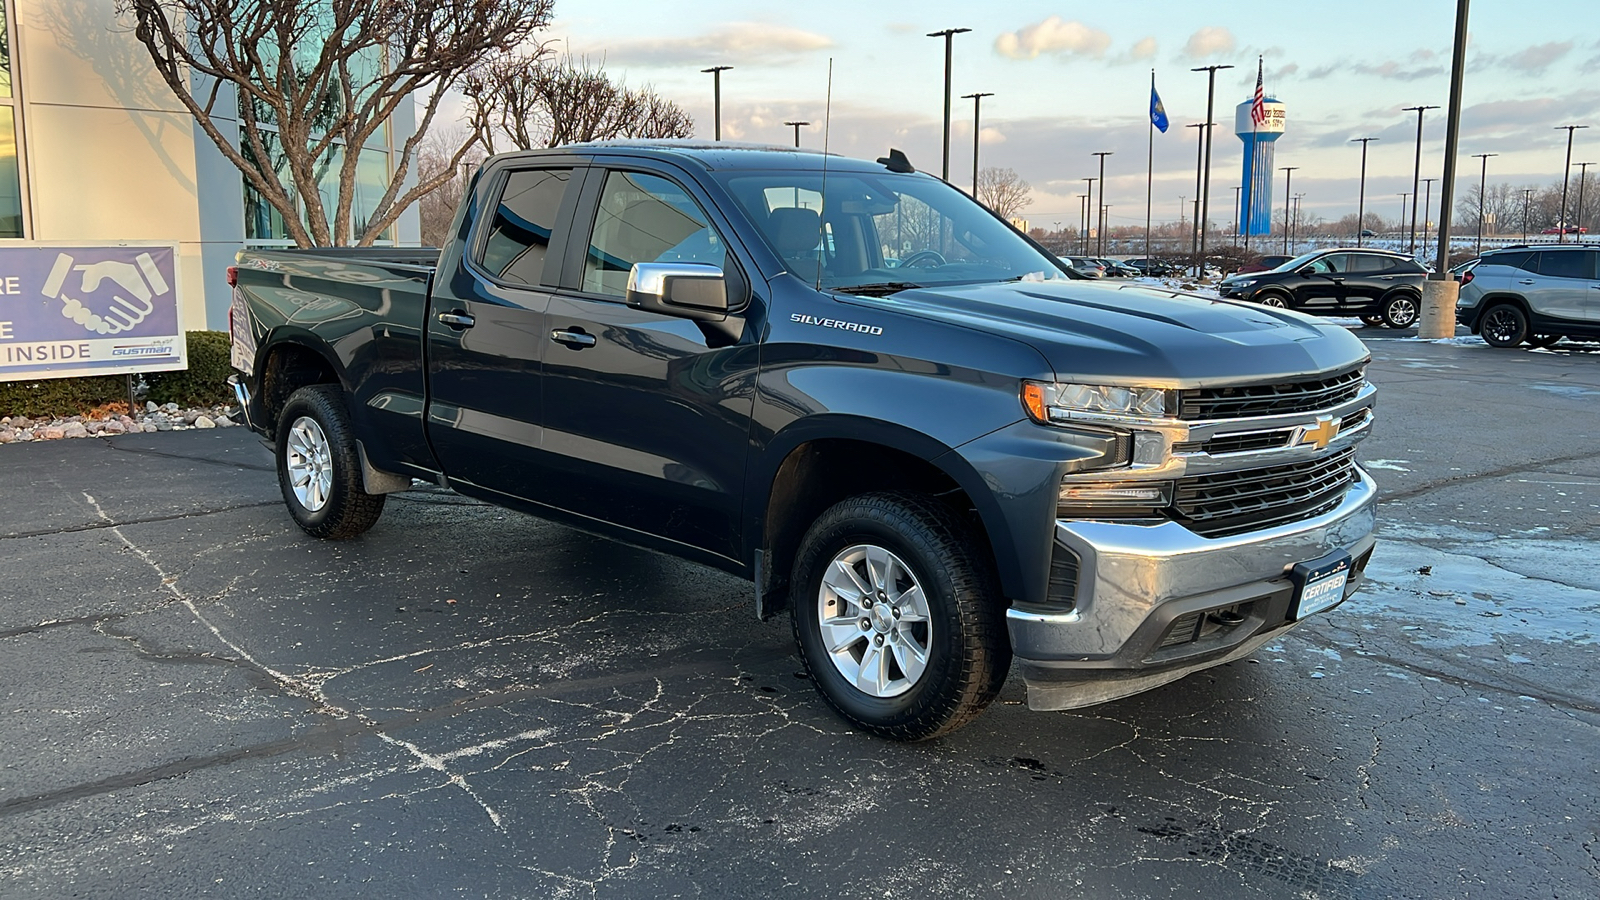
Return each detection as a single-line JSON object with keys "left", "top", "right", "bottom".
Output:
{"left": 1297, "top": 415, "right": 1342, "bottom": 450}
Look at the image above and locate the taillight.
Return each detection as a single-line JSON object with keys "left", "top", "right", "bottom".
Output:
{"left": 226, "top": 265, "right": 238, "bottom": 287}
{"left": 1460, "top": 270, "right": 1474, "bottom": 286}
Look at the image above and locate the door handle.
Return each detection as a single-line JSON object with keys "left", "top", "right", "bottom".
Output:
{"left": 437, "top": 311, "right": 475, "bottom": 329}
{"left": 551, "top": 328, "right": 597, "bottom": 349}
{"left": 1379, "top": 275, "right": 1397, "bottom": 280}
{"left": 1517, "top": 279, "right": 1536, "bottom": 285}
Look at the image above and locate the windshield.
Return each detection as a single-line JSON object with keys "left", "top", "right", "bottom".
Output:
{"left": 714, "top": 169, "right": 1069, "bottom": 292}
{"left": 1272, "top": 251, "right": 1324, "bottom": 273}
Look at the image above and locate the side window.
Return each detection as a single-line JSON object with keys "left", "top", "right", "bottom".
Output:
{"left": 1348, "top": 254, "right": 1385, "bottom": 273}
{"left": 1491, "top": 251, "right": 1533, "bottom": 272}
{"left": 582, "top": 171, "right": 726, "bottom": 297}
{"left": 1306, "top": 255, "right": 1338, "bottom": 274}
{"left": 479, "top": 168, "right": 574, "bottom": 287}
{"left": 1537, "top": 251, "right": 1590, "bottom": 280}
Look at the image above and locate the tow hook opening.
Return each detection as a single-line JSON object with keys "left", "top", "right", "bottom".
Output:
{"left": 1158, "top": 602, "right": 1252, "bottom": 650}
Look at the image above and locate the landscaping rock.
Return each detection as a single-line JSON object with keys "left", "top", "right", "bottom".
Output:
{"left": 141, "top": 423, "right": 158, "bottom": 433}
{"left": 62, "top": 422, "right": 89, "bottom": 439}
{"left": 102, "top": 420, "right": 126, "bottom": 435}
{"left": 195, "top": 416, "right": 216, "bottom": 429}
{"left": 39, "top": 426, "right": 66, "bottom": 440}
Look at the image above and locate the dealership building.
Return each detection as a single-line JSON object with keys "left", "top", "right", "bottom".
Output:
{"left": 2, "top": 0, "right": 422, "bottom": 333}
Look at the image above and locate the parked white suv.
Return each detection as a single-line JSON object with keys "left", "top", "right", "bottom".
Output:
{"left": 1457, "top": 245, "right": 1600, "bottom": 348}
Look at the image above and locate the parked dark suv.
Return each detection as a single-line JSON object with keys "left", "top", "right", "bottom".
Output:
{"left": 1456, "top": 244, "right": 1600, "bottom": 348}
{"left": 1218, "top": 249, "right": 1428, "bottom": 327}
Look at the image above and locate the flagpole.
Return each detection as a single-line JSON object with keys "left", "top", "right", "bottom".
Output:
{"left": 1245, "top": 57, "right": 1261, "bottom": 254}
{"left": 1146, "top": 70, "right": 1155, "bottom": 270}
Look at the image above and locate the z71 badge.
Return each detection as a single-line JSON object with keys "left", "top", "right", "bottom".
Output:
{"left": 790, "top": 313, "right": 883, "bottom": 335}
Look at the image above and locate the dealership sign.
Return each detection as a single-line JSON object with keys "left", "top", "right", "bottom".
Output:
{"left": 0, "top": 244, "right": 186, "bottom": 382}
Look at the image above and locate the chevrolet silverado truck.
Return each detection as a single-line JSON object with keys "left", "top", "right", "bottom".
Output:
{"left": 229, "top": 142, "right": 1377, "bottom": 740}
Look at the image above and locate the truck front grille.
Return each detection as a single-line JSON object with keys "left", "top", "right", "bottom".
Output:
{"left": 1177, "top": 367, "right": 1365, "bottom": 421}
{"left": 1172, "top": 449, "right": 1357, "bottom": 538}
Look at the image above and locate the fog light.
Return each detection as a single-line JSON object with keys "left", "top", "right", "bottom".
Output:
{"left": 1059, "top": 480, "right": 1173, "bottom": 507}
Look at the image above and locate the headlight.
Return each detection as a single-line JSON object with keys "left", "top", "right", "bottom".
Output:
{"left": 1023, "top": 381, "right": 1174, "bottom": 423}
{"left": 1232, "top": 279, "right": 1257, "bottom": 288}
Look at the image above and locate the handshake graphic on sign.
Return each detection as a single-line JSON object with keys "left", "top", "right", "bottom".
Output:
{"left": 42, "top": 251, "right": 172, "bottom": 336}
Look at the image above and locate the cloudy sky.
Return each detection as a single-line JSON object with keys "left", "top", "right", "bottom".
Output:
{"left": 536, "top": 1, "right": 1600, "bottom": 230}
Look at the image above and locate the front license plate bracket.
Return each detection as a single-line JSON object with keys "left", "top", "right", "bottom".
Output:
{"left": 1289, "top": 549, "right": 1354, "bottom": 620}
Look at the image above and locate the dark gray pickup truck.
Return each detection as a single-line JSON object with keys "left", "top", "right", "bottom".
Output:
{"left": 229, "top": 141, "right": 1377, "bottom": 740}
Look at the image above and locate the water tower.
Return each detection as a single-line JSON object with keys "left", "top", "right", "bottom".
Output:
{"left": 1236, "top": 98, "right": 1287, "bottom": 237}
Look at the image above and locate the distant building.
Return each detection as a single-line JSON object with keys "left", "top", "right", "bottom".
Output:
{"left": 4, "top": 0, "right": 421, "bottom": 330}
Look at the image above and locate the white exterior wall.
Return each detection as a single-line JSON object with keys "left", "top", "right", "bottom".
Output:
{"left": 12, "top": 0, "right": 421, "bottom": 331}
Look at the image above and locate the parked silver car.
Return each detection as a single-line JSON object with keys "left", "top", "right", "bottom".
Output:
{"left": 1457, "top": 245, "right": 1600, "bottom": 348}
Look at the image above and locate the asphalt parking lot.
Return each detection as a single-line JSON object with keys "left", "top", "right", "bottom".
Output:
{"left": 2, "top": 329, "right": 1598, "bottom": 899}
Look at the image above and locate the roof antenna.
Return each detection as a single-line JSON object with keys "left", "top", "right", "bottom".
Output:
{"left": 815, "top": 57, "right": 833, "bottom": 293}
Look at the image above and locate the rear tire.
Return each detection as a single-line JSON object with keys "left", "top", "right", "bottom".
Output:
{"left": 1360, "top": 315, "right": 1386, "bottom": 328}
{"left": 1527, "top": 334, "right": 1563, "bottom": 349}
{"left": 276, "top": 385, "right": 385, "bottom": 539}
{"left": 1480, "top": 303, "right": 1529, "bottom": 348}
{"left": 790, "top": 492, "right": 1009, "bottom": 741}
{"left": 1381, "top": 292, "right": 1420, "bottom": 329}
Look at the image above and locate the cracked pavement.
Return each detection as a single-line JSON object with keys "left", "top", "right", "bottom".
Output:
{"left": 2, "top": 331, "right": 1597, "bottom": 898}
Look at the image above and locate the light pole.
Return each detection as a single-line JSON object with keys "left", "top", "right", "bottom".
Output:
{"left": 1554, "top": 124, "right": 1590, "bottom": 242}
{"left": 961, "top": 92, "right": 994, "bottom": 197}
{"left": 1522, "top": 188, "right": 1534, "bottom": 241}
{"left": 1102, "top": 205, "right": 1114, "bottom": 251}
{"left": 1079, "top": 195, "right": 1092, "bottom": 256}
{"left": 784, "top": 120, "right": 810, "bottom": 148}
{"left": 1400, "top": 193, "right": 1410, "bottom": 239}
{"left": 1092, "top": 152, "right": 1113, "bottom": 255}
{"left": 1429, "top": 0, "right": 1470, "bottom": 280}
{"left": 1472, "top": 152, "right": 1498, "bottom": 253}
{"left": 927, "top": 28, "right": 971, "bottom": 181}
{"left": 1082, "top": 177, "right": 1096, "bottom": 254}
{"left": 702, "top": 66, "right": 732, "bottom": 140}
{"left": 1421, "top": 177, "right": 1437, "bottom": 248}
{"left": 1576, "top": 162, "right": 1594, "bottom": 241}
{"left": 1352, "top": 137, "right": 1379, "bottom": 246}
{"left": 1280, "top": 166, "right": 1298, "bottom": 255}
{"left": 1232, "top": 185, "right": 1242, "bottom": 243}
{"left": 1402, "top": 104, "right": 1440, "bottom": 253}
{"left": 1186, "top": 122, "right": 1206, "bottom": 275}
{"left": 1191, "top": 64, "right": 1234, "bottom": 278}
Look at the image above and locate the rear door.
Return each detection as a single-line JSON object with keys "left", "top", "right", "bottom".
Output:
{"left": 1531, "top": 250, "right": 1594, "bottom": 323}
{"left": 530, "top": 164, "right": 762, "bottom": 561}
{"left": 425, "top": 163, "right": 582, "bottom": 495}
{"left": 1342, "top": 253, "right": 1390, "bottom": 310}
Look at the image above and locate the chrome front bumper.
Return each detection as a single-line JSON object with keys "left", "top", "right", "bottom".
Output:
{"left": 1007, "top": 467, "right": 1378, "bottom": 710}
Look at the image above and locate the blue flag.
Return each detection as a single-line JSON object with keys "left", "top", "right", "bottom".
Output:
{"left": 1150, "top": 81, "right": 1169, "bottom": 133}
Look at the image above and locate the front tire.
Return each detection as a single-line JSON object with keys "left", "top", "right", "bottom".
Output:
{"left": 1256, "top": 292, "right": 1289, "bottom": 309}
{"left": 791, "top": 492, "right": 1009, "bottom": 741}
{"left": 1480, "top": 303, "right": 1529, "bottom": 348}
{"left": 276, "top": 385, "right": 385, "bottom": 539}
{"left": 1381, "top": 292, "right": 1420, "bottom": 329}
{"left": 1527, "top": 333, "right": 1563, "bottom": 349}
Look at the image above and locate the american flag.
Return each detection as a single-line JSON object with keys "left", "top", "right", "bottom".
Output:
{"left": 1250, "top": 57, "right": 1266, "bottom": 127}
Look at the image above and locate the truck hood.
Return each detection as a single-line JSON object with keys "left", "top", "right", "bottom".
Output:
{"left": 844, "top": 280, "right": 1369, "bottom": 386}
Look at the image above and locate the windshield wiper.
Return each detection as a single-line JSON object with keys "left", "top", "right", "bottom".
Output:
{"left": 830, "top": 282, "right": 925, "bottom": 297}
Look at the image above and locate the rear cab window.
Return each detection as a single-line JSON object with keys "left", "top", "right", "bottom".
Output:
{"left": 478, "top": 168, "right": 575, "bottom": 287}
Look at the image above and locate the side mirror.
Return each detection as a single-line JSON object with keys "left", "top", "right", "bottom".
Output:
{"left": 626, "top": 262, "right": 728, "bottom": 321}
{"left": 1297, "top": 267, "right": 1314, "bottom": 276}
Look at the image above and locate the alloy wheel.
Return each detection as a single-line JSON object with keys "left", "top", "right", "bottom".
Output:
{"left": 816, "top": 544, "right": 932, "bottom": 698}
{"left": 285, "top": 416, "right": 334, "bottom": 512}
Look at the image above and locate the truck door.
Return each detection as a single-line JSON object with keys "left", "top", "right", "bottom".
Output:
{"left": 533, "top": 166, "right": 760, "bottom": 562}
{"left": 424, "top": 163, "right": 581, "bottom": 494}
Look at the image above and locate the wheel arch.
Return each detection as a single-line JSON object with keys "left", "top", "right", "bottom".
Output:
{"left": 257, "top": 331, "right": 348, "bottom": 434}
{"left": 1467, "top": 292, "right": 1532, "bottom": 333}
{"left": 752, "top": 417, "right": 1015, "bottom": 620}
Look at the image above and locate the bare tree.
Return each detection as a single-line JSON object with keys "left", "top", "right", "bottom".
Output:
{"left": 976, "top": 167, "right": 1032, "bottom": 221}
{"left": 466, "top": 52, "right": 693, "bottom": 152}
{"left": 127, "top": 0, "right": 554, "bottom": 247}
{"left": 416, "top": 127, "right": 485, "bottom": 247}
